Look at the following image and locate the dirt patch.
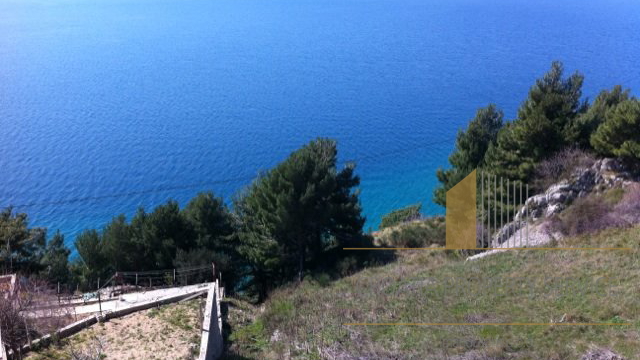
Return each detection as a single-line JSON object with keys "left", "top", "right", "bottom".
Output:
{"left": 27, "top": 299, "right": 204, "bottom": 360}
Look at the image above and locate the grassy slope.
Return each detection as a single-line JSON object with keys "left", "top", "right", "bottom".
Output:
{"left": 225, "top": 226, "right": 639, "bottom": 360}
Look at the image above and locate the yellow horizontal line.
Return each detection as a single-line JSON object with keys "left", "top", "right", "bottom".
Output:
{"left": 344, "top": 323, "right": 630, "bottom": 326}
{"left": 343, "top": 247, "right": 633, "bottom": 251}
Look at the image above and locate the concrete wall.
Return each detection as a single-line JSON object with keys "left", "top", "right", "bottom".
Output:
{"left": 197, "top": 281, "right": 223, "bottom": 360}
{"left": 14, "top": 284, "right": 211, "bottom": 357}
{"left": 0, "top": 325, "right": 7, "bottom": 360}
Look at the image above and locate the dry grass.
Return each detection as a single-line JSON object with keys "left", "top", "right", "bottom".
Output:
{"left": 374, "top": 217, "right": 446, "bottom": 248}
{"left": 26, "top": 299, "right": 204, "bottom": 360}
{"left": 533, "top": 147, "right": 597, "bottom": 192}
{"left": 225, "top": 226, "right": 640, "bottom": 360}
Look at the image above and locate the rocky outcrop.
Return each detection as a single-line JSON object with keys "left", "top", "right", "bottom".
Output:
{"left": 521, "top": 158, "right": 639, "bottom": 222}
{"left": 468, "top": 158, "right": 639, "bottom": 260}
{"left": 581, "top": 348, "right": 626, "bottom": 360}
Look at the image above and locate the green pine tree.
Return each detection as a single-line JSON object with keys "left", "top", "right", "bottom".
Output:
{"left": 485, "top": 61, "right": 586, "bottom": 182}
{"left": 40, "top": 230, "right": 71, "bottom": 284}
{"left": 433, "top": 104, "right": 503, "bottom": 206}
{"left": 236, "top": 138, "right": 367, "bottom": 300}
{"left": 0, "top": 207, "right": 46, "bottom": 274}
{"left": 591, "top": 99, "right": 640, "bottom": 159}
{"left": 568, "top": 85, "right": 631, "bottom": 148}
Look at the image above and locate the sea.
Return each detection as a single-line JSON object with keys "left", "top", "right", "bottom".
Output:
{"left": 1, "top": 0, "right": 639, "bottom": 248}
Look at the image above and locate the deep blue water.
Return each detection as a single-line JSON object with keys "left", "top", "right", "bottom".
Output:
{"left": 1, "top": 0, "right": 639, "bottom": 248}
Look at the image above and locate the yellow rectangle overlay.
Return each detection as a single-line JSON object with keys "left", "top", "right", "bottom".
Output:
{"left": 446, "top": 169, "right": 477, "bottom": 249}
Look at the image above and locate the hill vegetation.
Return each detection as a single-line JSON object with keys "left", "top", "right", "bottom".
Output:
{"left": 223, "top": 226, "right": 639, "bottom": 360}
{"left": 2, "top": 60, "right": 640, "bottom": 359}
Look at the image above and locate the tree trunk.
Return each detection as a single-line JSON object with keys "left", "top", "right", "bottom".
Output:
{"left": 297, "top": 248, "right": 305, "bottom": 283}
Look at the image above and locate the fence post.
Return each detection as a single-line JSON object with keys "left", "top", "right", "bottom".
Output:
{"left": 173, "top": 269, "right": 176, "bottom": 285}
{"left": 507, "top": 179, "right": 510, "bottom": 240}
{"left": 526, "top": 184, "right": 529, "bottom": 247}
{"left": 487, "top": 174, "right": 491, "bottom": 248}
{"left": 500, "top": 177, "right": 504, "bottom": 245}
{"left": 493, "top": 175, "right": 498, "bottom": 248}
{"left": 98, "top": 291, "right": 102, "bottom": 316}
{"left": 520, "top": 182, "right": 523, "bottom": 247}
{"left": 480, "top": 171, "right": 484, "bottom": 247}
{"left": 513, "top": 181, "right": 516, "bottom": 247}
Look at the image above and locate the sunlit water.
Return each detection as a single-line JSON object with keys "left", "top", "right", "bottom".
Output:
{"left": 1, "top": 0, "right": 639, "bottom": 248}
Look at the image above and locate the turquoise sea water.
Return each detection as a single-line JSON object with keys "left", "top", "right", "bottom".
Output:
{"left": 1, "top": 0, "right": 639, "bottom": 247}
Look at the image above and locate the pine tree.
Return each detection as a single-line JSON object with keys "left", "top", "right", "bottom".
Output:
{"left": 40, "top": 230, "right": 71, "bottom": 284}
{"left": 179, "top": 192, "right": 244, "bottom": 292}
{"left": 568, "top": 85, "right": 631, "bottom": 148}
{"left": 0, "top": 207, "right": 46, "bottom": 274}
{"left": 236, "top": 138, "right": 367, "bottom": 299}
{"left": 433, "top": 104, "right": 503, "bottom": 206}
{"left": 591, "top": 99, "right": 640, "bottom": 159}
{"left": 485, "top": 61, "right": 586, "bottom": 182}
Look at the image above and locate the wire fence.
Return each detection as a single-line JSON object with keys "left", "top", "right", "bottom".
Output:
{"left": 478, "top": 170, "right": 531, "bottom": 248}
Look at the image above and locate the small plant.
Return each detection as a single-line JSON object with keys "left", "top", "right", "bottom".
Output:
{"left": 377, "top": 216, "right": 445, "bottom": 248}
{"left": 228, "top": 319, "right": 269, "bottom": 354}
{"left": 533, "top": 147, "right": 596, "bottom": 192}
{"left": 549, "top": 187, "right": 634, "bottom": 237}
{"left": 69, "top": 335, "right": 106, "bottom": 360}
{"left": 379, "top": 204, "right": 422, "bottom": 229}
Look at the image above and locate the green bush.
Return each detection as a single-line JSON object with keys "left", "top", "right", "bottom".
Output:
{"left": 532, "top": 147, "right": 596, "bottom": 192}
{"left": 378, "top": 217, "right": 445, "bottom": 248}
{"left": 379, "top": 204, "right": 422, "bottom": 229}
{"left": 228, "top": 319, "right": 269, "bottom": 354}
{"left": 549, "top": 188, "right": 626, "bottom": 237}
{"left": 591, "top": 99, "right": 640, "bottom": 160}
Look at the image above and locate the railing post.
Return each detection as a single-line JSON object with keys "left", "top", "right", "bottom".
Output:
{"left": 481, "top": 170, "right": 484, "bottom": 247}
{"left": 494, "top": 174, "right": 497, "bottom": 246}
{"left": 526, "top": 184, "right": 529, "bottom": 247}
{"left": 507, "top": 179, "right": 510, "bottom": 240}
{"left": 519, "top": 182, "right": 523, "bottom": 247}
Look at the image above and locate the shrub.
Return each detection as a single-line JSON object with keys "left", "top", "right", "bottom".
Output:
{"left": 533, "top": 147, "right": 596, "bottom": 192}
{"left": 379, "top": 204, "right": 422, "bottom": 229}
{"left": 379, "top": 217, "right": 445, "bottom": 248}
{"left": 228, "top": 319, "right": 268, "bottom": 354}
{"left": 550, "top": 187, "right": 638, "bottom": 237}
{"left": 609, "top": 184, "right": 640, "bottom": 226}
{"left": 591, "top": 99, "right": 640, "bottom": 160}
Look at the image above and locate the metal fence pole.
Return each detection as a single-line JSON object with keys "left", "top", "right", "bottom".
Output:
{"left": 500, "top": 177, "right": 504, "bottom": 245}
{"left": 513, "top": 181, "right": 516, "bottom": 248}
{"left": 486, "top": 173, "right": 490, "bottom": 248}
{"left": 526, "top": 184, "right": 529, "bottom": 247}
{"left": 519, "top": 182, "right": 523, "bottom": 247}
{"left": 507, "top": 179, "right": 510, "bottom": 240}
{"left": 481, "top": 171, "right": 484, "bottom": 247}
{"left": 494, "top": 175, "right": 497, "bottom": 247}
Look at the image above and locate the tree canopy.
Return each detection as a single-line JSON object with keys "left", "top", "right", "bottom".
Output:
{"left": 591, "top": 99, "right": 640, "bottom": 159}
{"left": 0, "top": 208, "right": 46, "bottom": 274}
{"left": 236, "top": 138, "right": 369, "bottom": 299}
{"left": 433, "top": 104, "right": 503, "bottom": 206}
{"left": 484, "top": 61, "right": 586, "bottom": 181}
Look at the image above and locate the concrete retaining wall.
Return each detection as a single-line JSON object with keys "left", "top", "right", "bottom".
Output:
{"left": 0, "top": 325, "right": 7, "bottom": 360}
{"left": 197, "top": 280, "right": 223, "bottom": 360}
{"left": 14, "top": 283, "right": 212, "bottom": 358}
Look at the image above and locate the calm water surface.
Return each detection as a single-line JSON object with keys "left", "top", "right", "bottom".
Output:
{"left": 1, "top": 0, "right": 639, "bottom": 246}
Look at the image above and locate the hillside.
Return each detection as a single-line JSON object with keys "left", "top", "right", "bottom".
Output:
{"left": 223, "top": 226, "right": 639, "bottom": 360}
